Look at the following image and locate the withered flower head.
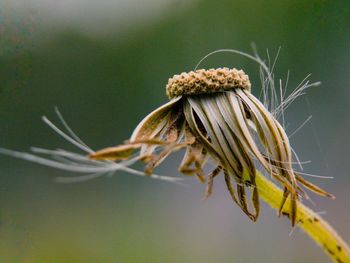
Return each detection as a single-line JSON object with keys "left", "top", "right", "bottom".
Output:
{"left": 2, "top": 49, "right": 349, "bottom": 263}
{"left": 90, "top": 64, "right": 334, "bottom": 225}
{"left": 0, "top": 50, "right": 333, "bottom": 226}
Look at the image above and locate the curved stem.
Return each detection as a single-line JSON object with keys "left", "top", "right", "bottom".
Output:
{"left": 252, "top": 170, "right": 350, "bottom": 263}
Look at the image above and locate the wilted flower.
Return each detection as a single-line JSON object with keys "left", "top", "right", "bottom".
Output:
{"left": 89, "top": 66, "right": 334, "bottom": 226}
{"left": 1, "top": 49, "right": 333, "bottom": 227}
{"left": 2, "top": 48, "right": 350, "bottom": 262}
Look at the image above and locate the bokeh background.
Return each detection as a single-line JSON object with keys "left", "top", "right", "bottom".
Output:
{"left": 0, "top": 0, "right": 349, "bottom": 262}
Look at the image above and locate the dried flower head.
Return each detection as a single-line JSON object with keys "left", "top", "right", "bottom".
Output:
{"left": 90, "top": 66, "right": 335, "bottom": 225}
{"left": 2, "top": 48, "right": 349, "bottom": 262}
{"left": 1, "top": 49, "right": 334, "bottom": 227}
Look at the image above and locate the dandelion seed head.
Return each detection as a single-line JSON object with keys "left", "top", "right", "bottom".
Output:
{"left": 0, "top": 46, "right": 347, "bottom": 262}
{"left": 0, "top": 47, "right": 333, "bottom": 227}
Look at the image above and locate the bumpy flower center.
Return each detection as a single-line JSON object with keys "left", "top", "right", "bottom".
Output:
{"left": 166, "top": 68, "right": 251, "bottom": 99}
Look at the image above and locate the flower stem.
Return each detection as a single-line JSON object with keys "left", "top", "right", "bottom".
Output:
{"left": 253, "top": 170, "right": 350, "bottom": 263}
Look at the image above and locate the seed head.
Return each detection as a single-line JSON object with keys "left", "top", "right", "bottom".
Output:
{"left": 0, "top": 49, "right": 333, "bottom": 227}
{"left": 0, "top": 48, "right": 347, "bottom": 263}
{"left": 88, "top": 63, "right": 332, "bottom": 226}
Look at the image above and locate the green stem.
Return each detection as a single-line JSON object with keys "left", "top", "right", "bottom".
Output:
{"left": 254, "top": 170, "right": 350, "bottom": 263}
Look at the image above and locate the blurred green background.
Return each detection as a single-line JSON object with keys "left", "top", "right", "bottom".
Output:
{"left": 0, "top": 0, "right": 349, "bottom": 262}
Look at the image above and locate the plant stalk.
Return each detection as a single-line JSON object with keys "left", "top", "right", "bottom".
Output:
{"left": 252, "top": 170, "right": 350, "bottom": 263}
